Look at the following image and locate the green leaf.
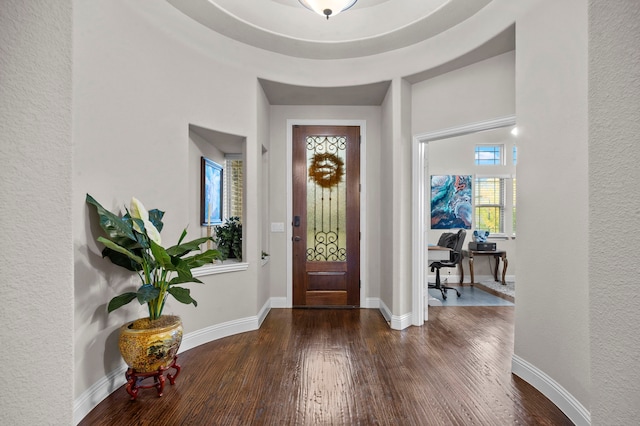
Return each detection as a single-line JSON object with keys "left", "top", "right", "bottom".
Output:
{"left": 149, "top": 240, "right": 173, "bottom": 270}
{"left": 212, "top": 217, "right": 242, "bottom": 260}
{"left": 169, "top": 275, "right": 203, "bottom": 286}
{"left": 168, "top": 286, "right": 197, "bottom": 307}
{"left": 148, "top": 208, "right": 165, "bottom": 233}
{"left": 172, "top": 257, "right": 193, "bottom": 280}
{"left": 182, "top": 249, "right": 222, "bottom": 268}
{"left": 101, "top": 247, "right": 142, "bottom": 272}
{"left": 86, "top": 194, "right": 136, "bottom": 241}
{"left": 97, "top": 236, "right": 143, "bottom": 265}
{"left": 137, "top": 284, "right": 160, "bottom": 305}
{"left": 107, "top": 292, "right": 137, "bottom": 312}
{"left": 176, "top": 228, "right": 188, "bottom": 247}
{"left": 166, "top": 237, "right": 211, "bottom": 257}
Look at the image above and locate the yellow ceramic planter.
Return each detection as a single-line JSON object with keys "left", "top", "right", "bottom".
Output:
{"left": 118, "top": 315, "right": 183, "bottom": 373}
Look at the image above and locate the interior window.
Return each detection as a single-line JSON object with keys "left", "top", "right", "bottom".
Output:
{"left": 475, "top": 144, "right": 503, "bottom": 165}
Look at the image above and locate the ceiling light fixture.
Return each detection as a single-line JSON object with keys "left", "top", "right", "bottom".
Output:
{"left": 298, "top": 0, "right": 358, "bottom": 20}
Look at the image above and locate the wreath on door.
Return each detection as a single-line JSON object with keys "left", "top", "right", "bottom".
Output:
{"left": 308, "top": 152, "right": 345, "bottom": 188}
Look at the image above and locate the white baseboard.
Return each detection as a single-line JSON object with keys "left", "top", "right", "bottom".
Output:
{"left": 257, "top": 298, "right": 271, "bottom": 326}
{"left": 179, "top": 315, "right": 259, "bottom": 353}
{"left": 379, "top": 299, "right": 392, "bottom": 323}
{"left": 378, "top": 299, "right": 412, "bottom": 330}
{"left": 391, "top": 312, "right": 412, "bottom": 330}
{"left": 512, "top": 354, "right": 590, "bottom": 426}
{"left": 73, "top": 363, "right": 128, "bottom": 425}
{"left": 74, "top": 299, "right": 273, "bottom": 425}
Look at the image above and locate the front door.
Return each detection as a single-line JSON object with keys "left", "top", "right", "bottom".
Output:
{"left": 292, "top": 125, "right": 360, "bottom": 307}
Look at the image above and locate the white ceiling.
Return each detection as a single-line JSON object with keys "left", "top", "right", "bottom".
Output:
{"left": 166, "top": 0, "right": 514, "bottom": 105}
{"left": 167, "top": 0, "right": 495, "bottom": 60}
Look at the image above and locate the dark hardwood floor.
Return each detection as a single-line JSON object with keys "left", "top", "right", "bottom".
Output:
{"left": 80, "top": 307, "right": 572, "bottom": 425}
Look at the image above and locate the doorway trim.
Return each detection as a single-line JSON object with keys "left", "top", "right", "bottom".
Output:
{"left": 286, "top": 119, "right": 367, "bottom": 308}
{"left": 411, "top": 115, "right": 516, "bottom": 325}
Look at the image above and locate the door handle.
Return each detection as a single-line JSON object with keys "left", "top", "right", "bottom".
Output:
{"left": 293, "top": 236, "right": 301, "bottom": 242}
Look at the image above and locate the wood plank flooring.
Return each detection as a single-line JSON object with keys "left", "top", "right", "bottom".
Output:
{"left": 80, "top": 307, "right": 573, "bottom": 425}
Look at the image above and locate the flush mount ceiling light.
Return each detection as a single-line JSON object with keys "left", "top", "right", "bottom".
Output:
{"left": 298, "top": 0, "right": 358, "bottom": 19}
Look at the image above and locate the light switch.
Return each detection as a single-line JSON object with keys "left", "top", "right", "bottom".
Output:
{"left": 271, "top": 222, "right": 285, "bottom": 233}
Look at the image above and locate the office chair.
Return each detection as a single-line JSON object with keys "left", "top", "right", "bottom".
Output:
{"left": 429, "top": 229, "right": 466, "bottom": 300}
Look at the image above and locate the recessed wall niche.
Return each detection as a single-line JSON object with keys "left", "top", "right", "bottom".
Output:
{"left": 188, "top": 124, "right": 246, "bottom": 243}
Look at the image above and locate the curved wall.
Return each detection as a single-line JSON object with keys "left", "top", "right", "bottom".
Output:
{"left": 2, "top": 1, "right": 74, "bottom": 424}
{"left": 588, "top": 1, "right": 640, "bottom": 424}
{"left": 514, "top": 0, "right": 590, "bottom": 422}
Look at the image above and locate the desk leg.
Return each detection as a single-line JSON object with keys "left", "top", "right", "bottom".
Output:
{"left": 469, "top": 256, "right": 475, "bottom": 285}
{"left": 501, "top": 254, "right": 508, "bottom": 285}
{"left": 493, "top": 255, "right": 500, "bottom": 282}
{"left": 459, "top": 262, "right": 464, "bottom": 284}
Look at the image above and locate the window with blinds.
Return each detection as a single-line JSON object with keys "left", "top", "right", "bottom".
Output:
{"left": 474, "top": 177, "right": 505, "bottom": 233}
{"left": 223, "top": 157, "right": 243, "bottom": 220}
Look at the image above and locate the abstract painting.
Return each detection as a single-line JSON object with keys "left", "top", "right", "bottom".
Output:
{"left": 430, "top": 175, "right": 472, "bottom": 229}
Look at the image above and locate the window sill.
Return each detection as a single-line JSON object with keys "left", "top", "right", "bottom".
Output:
{"left": 192, "top": 260, "right": 249, "bottom": 277}
{"left": 488, "top": 234, "right": 510, "bottom": 240}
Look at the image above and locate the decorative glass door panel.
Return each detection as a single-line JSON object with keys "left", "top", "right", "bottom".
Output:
{"left": 306, "top": 135, "right": 347, "bottom": 262}
{"left": 293, "top": 125, "right": 360, "bottom": 307}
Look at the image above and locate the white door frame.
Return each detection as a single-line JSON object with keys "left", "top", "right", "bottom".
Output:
{"left": 411, "top": 115, "right": 516, "bottom": 325}
{"left": 286, "top": 119, "right": 368, "bottom": 307}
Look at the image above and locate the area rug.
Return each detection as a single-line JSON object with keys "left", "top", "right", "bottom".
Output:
{"left": 428, "top": 285, "right": 513, "bottom": 306}
{"left": 474, "top": 280, "right": 515, "bottom": 302}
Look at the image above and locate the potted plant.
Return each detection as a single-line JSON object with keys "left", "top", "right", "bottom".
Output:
{"left": 86, "top": 194, "right": 221, "bottom": 374}
{"left": 214, "top": 216, "right": 242, "bottom": 260}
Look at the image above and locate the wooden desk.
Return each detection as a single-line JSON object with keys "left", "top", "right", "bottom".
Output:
{"left": 427, "top": 245, "right": 451, "bottom": 262}
{"left": 468, "top": 249, "right": 507, "bottom": 285}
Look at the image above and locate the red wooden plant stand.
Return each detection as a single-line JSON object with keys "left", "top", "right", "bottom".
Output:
{"left": 124, "top": 356, "right": 181, "bottom": 401}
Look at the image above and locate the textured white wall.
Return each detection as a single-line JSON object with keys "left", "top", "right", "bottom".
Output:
{"left": 0, "top": 1, "right": 74, "bottom": 424}
{"left": 515, "top": 0, "right": 590, "bottom": 414}
{"left": 589, "top": 1, "right": 640, "bottom": 424}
